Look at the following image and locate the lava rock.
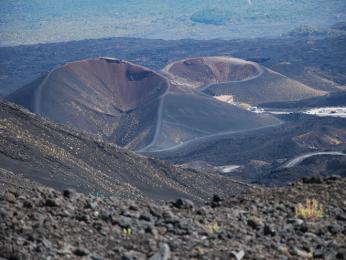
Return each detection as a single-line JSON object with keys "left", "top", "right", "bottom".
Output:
{"left": 73, "top": 247, "right": 89, "bottom": 257}
{"left": 45, "top": 198, "right": 59, "bottom": 207}
{"left": 263, "top": 225, "right": 276, "bottom": 236}
{"left": 247, "top": 217, "right": 263, "bottom": 230}
{"left": 63, "top": 189, "right": 76, "bottom": 198}
{"left": 4, "top": 191, "right": 16, "bottom": 203}
{"left": 173, "top": 198, "right": 194, "bottom": 209}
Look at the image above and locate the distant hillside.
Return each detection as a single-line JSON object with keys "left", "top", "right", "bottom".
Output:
{"left": 260, "top": 91, "right": 346, "bottom": 109}
{"left": 150, "top": 114, "right": 346, "bottom": 167}
{"left": 0, "top": 100, "right": 248, "bottom": 202}
{"left": 259, "top": 154, "right": 346, "bottom": 185}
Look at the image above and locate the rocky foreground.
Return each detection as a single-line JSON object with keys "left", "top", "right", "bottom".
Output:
{"left": 1, "top": 176, "right": 346, "bottom": 260}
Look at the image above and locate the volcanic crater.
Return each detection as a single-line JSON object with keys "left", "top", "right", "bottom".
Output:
{"left": 163, "top": 56, "right": 262, "bottom": 89}
{"left": 8, "top": 58, "right": 170, "bottom": 149}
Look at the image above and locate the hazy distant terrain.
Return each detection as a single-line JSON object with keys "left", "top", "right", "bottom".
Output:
{"left": 1, "top": 34, "right": 346, "bottom": 97}
{"left": 1, "top": 0, "right": 346, "bottom": 46}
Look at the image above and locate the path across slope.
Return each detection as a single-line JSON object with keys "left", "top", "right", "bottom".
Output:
{"left": 283, "top": 151, "right": 346, "bottom": 168}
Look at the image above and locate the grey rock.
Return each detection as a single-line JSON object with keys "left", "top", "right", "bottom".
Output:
{"left": 163, "top": 211, "right": 179, "bottom": 225}
{"left": 139, "top": 213, "right": 152, "bottom": 222}
{"left": 336, "top": 214, "right": 346, "bottom": 221}
{"left": 313, "top": 246, "right": 324, "bottom": 258}
{"left": 75, "top": 213, "right": 90, "bottom": 222}
{"left": 73, "top": 247, "right": 89, "bottom": 257}
{"left": 4, "top": 191, "right": 16, "bottom": 203}
{"left": 91, "top": 253, "right": 104, "bottom": 260}
{"left": 45, "top": 198, "right": 59, "bottom": 207}
{"left": 327, "top": 224, "right": 341, "bottom": 234}
{"left": 23, "top": 201, "right": 33, "bottom": 208}
{"left": 211, "top": 195, "right": 222, "bottom": 207}
{"left": 123, "top": 250, "right": 146, "bottom": 260}
{"left": 86, "top": 201, "right": 98, "bottom": 210}
{"left": 173, "top": 198, "right": 194, "bottom": 209}
{"left": 0, "top": 244, "right": 13, "bottom": 258}
{"left": 149, "top": 243, "right": 171, "bottom": 260}
{"left": 295, "top": 223, "right": 308, "bottom": 233}
{"left": 231, "top": 249, "right": 245, "bottom": 260}
{"left": 302, "top": 176, "right": 323, "bottom": 184}
{"left": 287, "top": 218, "right": 304, "bottom": 225}
{"left": 336, "top": 249, "right": 346, "bottom": 259}
{"left": 116, "top": 216, "right": 133, "bottom": 228}
{"left": 263, "top": 225, "right": 276, "bottom": 236}
{"left": 247, "top": 217, "right": 263, "bottom": 230}
{"left": 63, "top": 189, "right": 76, "bottom": 199}
{"left": 122, "top": 210, "right": 140, "bottom": 219}
{"left": 292, "top": 247, "right": 312, "bottom": 258}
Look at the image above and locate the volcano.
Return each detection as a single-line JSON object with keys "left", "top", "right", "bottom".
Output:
{"left": 8, "top": 58, "right": 169, "bottom": 149}
{"left": 163, "top": 56, "right": 327, "bottom": 106}
{"left": 8, "top": 56, "right": 281, "bottom": 151}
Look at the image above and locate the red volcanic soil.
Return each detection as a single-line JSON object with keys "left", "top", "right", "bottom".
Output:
{"left": 8, "top": 58, "right": 169, "bottom": 149}
{"left": 164, "top": 56, "right": 262, "bottom": 88}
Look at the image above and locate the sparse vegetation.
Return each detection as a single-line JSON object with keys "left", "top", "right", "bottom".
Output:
{"left": 207, "top": 222, "right": 221, "bottom": 233}
{"left": 295, "top": 198, "right": 324, "bottom": 220}
{"left": 1, "top": 175, "right": 345, "bottom": 259}
{"left": 122, "top": 227, "right": 132, "bottom": 236}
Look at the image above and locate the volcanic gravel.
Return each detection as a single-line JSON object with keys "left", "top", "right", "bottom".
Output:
{"left": 1, "top": 175, "right": 345, "bottom": 259}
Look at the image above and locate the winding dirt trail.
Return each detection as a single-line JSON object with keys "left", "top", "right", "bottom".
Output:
{"left": 33, "top": 71, "right": 53, "bottom": 114}
{"left": 283, "top": 151, "right": 346, "bottom": 168}
{"left": 143, "top": 119, "right": 283, "bottom": 153}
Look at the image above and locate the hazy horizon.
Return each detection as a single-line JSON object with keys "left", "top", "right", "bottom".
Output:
{"left": 1, "top": 0, "right": 346, "bottom": 46}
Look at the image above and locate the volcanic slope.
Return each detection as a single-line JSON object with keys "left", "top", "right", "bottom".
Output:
{"left": 163, "top": 56, "right": 327, "bottom": 106}
{"left": 142, "top": 56, "right": 281, "bottom": 151}
{"left": 7, "top": 58, "right": 169, "bottom": 150}
{"left": 151, "top": 114, "right": 346, "bottom": 167}
{"left": 0, "top": 100, "right": 250, "bottom": 202}
{"left": 260, "top": 91, "right": 346, "bottom": 110}
{"left": 7, "top": 57, "right": 280, "bottom": 152}
{"left": 144, "top": 91, "right": 279, "bottom": 152}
